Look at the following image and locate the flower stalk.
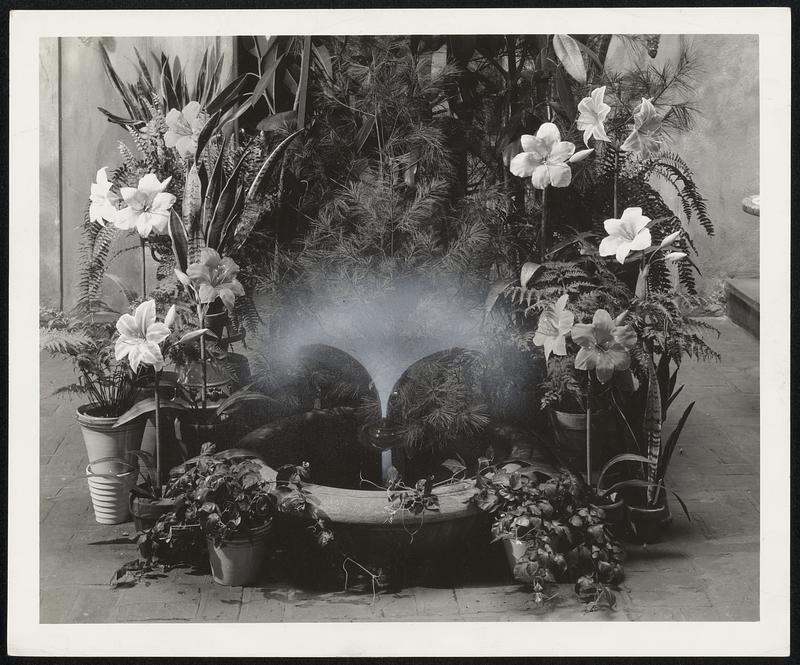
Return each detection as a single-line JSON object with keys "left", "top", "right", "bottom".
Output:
{"left": 540, "top": 187, "right": 549, "bottom": 262}
{"left": 153, "top": 368, "right": 162, "bottom": 492}
{"left": 140, "top": 237, "right": 147, "bottom": 298}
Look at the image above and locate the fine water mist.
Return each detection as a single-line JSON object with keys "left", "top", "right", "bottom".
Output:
{"left": 273, "top": 278, "right": 486, "bottom": 420}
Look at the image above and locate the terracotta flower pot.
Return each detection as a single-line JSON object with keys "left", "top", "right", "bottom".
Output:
{"left": 206, "top": 521, "right": 274, "bottom": 586}
{"left": 626, "top": 502, "right": 673, "bottom": 544}
{"left": 550, "top": 408, "right": 616, "bottom": 475}
{"left": 76, "top": 405, "right": 145, "bottom": 465}
{"left": 129, "top": 493, "right": 177, "bottom": 533}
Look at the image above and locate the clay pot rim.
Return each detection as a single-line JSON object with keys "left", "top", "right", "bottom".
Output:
{"left": 77, "top": 404, "right": 139, "bottom": 424}
{"left": 206, "top": 519, "right": 273, "bottom": 546}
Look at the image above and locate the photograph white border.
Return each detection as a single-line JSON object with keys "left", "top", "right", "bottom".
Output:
{"left": 9, "top": 7, "right": 791, "bottom": 657}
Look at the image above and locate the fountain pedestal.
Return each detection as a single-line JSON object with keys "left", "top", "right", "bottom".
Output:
{"left": 360, "top": 419, "right": 406, "bottom": 485}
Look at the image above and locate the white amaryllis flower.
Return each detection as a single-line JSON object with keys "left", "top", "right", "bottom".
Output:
{"left": 89, "top": 167, "right": 120, "bottom": 226}
{"left": 114, "top": 300, "right": 175, "bottom": 373}
{"left": 532, "top": 294, "right": 574, "bottom": 360}
{"left": 164, "top": 101, "right": 207, "bottom": 158}
{"left": 509, "top": 123, "right": 576, "bottom": 189}
{"left": 115, "top": 174, "right": 176, "bottom": 238}
{"left": 598, "top": 207, "right": 652, "bottom": 264}
{"left": 620, "top": 98, "right": 663, "bottom": 158}
{"left": 576, "top": 86, "right": 611, "bottom": 147}
{"left": 175, "top": 248, "right": 245, "bottom": 311}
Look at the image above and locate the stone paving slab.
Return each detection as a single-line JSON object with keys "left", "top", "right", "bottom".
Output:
{"left": 37, "top": 317, "right": 759, "bottom": 622}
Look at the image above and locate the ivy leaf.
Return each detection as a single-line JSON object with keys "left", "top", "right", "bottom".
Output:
{"left": 441, "top": 459, "right": 466, "bottom": 475}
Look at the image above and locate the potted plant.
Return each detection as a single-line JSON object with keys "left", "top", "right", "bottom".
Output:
{"left": 472, "top": 459, "right": 624, "bottom": 611}
{"left": 596, "top": 395, "right": 696, "bottom": 544}
{"left": 40, "top": 307, "right": 143, "bottom": 466}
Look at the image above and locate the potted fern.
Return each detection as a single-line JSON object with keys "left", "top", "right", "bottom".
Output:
{"left": 40, "top": 307, "right": 143, "bottom": 465}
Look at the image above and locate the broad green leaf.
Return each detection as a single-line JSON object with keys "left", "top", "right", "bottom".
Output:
{"left": 552, "top": 34, "right": 587, "bottom": 84}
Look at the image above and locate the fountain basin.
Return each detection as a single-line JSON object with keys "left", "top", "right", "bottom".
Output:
{"left": 231, "top": 408, "right": 489, "bottom": 562}
{"left": 230, "top": 407, "right": 557, "bottom": 566}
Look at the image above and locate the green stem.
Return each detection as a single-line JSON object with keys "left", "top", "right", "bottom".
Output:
{"left": 198, "top": 307, "right": 207, "bottom": 409}
{"left": 613, "top": 148, "right": 619, "bottom": 219}
{"left": 154, "top": 368, "right": 161, "bottom": 496}
{"left": 140, "top": 237, "right": 147, "bottom": 298}
{"left": 540, "top": 187, "right": 550, "bottom": 262}
{"left": 586, "top": 373, "right": 593, "bottom": 486}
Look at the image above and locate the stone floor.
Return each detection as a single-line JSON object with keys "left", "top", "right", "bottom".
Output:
{"left": 39, "top": 317, "right": 759, "bottom": 622}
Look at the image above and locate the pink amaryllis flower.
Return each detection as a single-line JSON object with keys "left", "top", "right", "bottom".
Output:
{"left": 598, "top": 206, "right": 652, "bottom": 264}
{"left": 175, "top": 248, "right": 245, "bottom": 311}
{"left": 576, "top": 86, "right": 611, "bottom": 147}
{"left": 114, "top": 300, "right": 176, "bottom": 373}
{"left": 115, "top": 174, "right": 177, "bottom": 238}
{"left": 620, "top": 98, "right": 663, "bottom": 158}
{"left": 164, "top": 101, "right": 207, "bottom": 159}
{"left": 571, "top": 309, "right": 637, "bottom": 384}
{"left": 509, "top": 123, "right": 576, "bottom": 189}
{"left": 532, "top": 294, "right": 574, "bottom": 360}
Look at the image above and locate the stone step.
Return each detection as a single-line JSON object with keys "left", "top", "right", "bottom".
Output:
{"left": 725, "top": 278, "right": 759, "bottom": 339}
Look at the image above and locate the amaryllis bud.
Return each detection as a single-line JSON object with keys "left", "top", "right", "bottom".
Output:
{"left": 164, "top": 304, "right": 177, "bottom": 328}
{"left": 569, "top": 148, "right": 594, "bottom": 164}
{"left": 659, "top": 231, "right": 681, "bottom": 248}
{"left": 665, "top": 251, "right": 687, "bottom": 262}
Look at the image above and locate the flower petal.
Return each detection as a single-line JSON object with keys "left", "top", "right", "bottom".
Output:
{"left": 137, "top": 173, "right": 165, "bottom": 196}
{"left": 535, "top": 122, "right": 561, "bottom": 150}
{"left": 603, "top": 218, "right": 624, "bottom": 236}
{"left": 218, "top": 287, "right": 236, "bottom": 311}
{"left": 135, "top": 300, "right": 157, "bottom": 336}
{"left": 137, "top": 341, "right": 165, "bottom": 372}
{"left": 612, "top": 324, "right": 638, "bottom": 350}
{"left": 547, "top": 163, "right": 572, "bottom": 188}
{"left": 175, "top": 134, "right": 196, "bottom": 158}
{"left": 114, "top": 337, "right": 134, "bottom": 361}
{"left": 135, "top": 212, "right": 154, "bottom": 238}
{"left": 151, "top": 192, "right": 177, "bottom": 215}
{"left": 549, "top": 141, "right": 575, "bottom": 164}
{"left": 510, "top": 152, "right": 541, "bottom": 178}
{"left": 182, "top": 101, "right": 202, "bottom": 124}
{"left": 115, "top": 313, "right": 139, "bottom": 338}
{"left": 145, "top": 321, "right": 171, "bottom": 345}
{"left": 592, "top": 309, "right": 615, "bottom": 346}
{"left": 615, "top": 240, "right": 633, "bottom": 264}
{"left": 198, "top": 283, "right": 217, "bottom": 304}
{"left": 200, "top": 248, "right": 221, "bottom": 271}
{"left": 570, "top": 322, "right": 595, "bottom": 349}
{"left": 531, "top": 164, "right": 551, "bottom": 189}
{"left": 551, "top": 334, "right": 567, "bottom": 357}
{"left": 520, "top": 135, "right": 548, "bottom": 158}
{"left": 165, "top": 108, "right": 184, "bottom": 132}
{"left": 628, "top": 228, "right": 652, "bottom": 251}
{"left": 574, "top": 346, "right": 595, "bottom": 371}
{"left": 593, "top": 350, "right": 617, "bottom": 383}
{"left": 598, "top": 234, "right": 623, "bottom": 258}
